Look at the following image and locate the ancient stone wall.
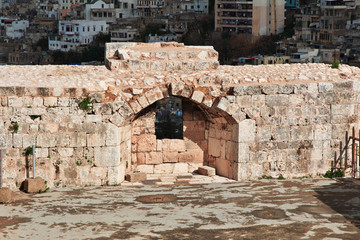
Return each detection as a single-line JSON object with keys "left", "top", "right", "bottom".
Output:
{"left": 1, "top": 42, "right": 360, "bottom": 189}
{"left": 0, "top": 87, "right": 128, "bottom": 189}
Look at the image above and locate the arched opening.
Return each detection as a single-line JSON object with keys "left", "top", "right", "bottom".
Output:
{"left": 129, "top": 96, "right": 239, "bottom": 179}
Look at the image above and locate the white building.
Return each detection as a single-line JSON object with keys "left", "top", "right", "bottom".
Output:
{"left": 115, "top": 0, "right": 137, "bottom": 18}
{"left": 110, "top": 27, "right": 139, "bottom": 42}
{"left": 85, "top": 0, "right": 115, "bottom": 22}
{"left": 6, "top": 20, "right": 29, "bottom": 39}
{"left": 49, "top": 20, "right": 109, "bottom": 52}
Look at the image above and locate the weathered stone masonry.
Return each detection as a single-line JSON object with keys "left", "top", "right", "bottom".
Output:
{"left": 1, "top": 42, "right": 360, "bottom": 189}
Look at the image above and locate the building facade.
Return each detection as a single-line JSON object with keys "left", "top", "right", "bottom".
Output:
{"left": 48, "top": 20, "right": 109, "bottom": 51}
{"left": 214, "top": 0, "right": 285, "bottom": 36}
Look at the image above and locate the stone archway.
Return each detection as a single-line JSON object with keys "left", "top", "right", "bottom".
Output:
{"left": 118, "top": 86, "right": 242, "bottom": 180}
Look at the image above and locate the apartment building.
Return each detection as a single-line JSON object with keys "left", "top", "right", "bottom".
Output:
{"left": 48, "top": 20, "right": 109, "bottom": 51}
{"left": 214, "top": 0, "right": 285, "bottom": 36}
{"left": 137, "top": 0, "right": 165, "bottom": 17}
{"left": 294, "top": 0, "right": 359, "bottom": 47}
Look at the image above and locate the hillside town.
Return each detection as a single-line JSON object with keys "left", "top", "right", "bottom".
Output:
{"left": 0, "top": 0, "right": 359, "bottom": 66}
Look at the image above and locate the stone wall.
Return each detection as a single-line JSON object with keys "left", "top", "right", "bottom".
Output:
{"left": 1, "top": 42, "right": 360, "bottom": 189}
{"left": 0, "top": 86, "right": 128, "bottom": 189}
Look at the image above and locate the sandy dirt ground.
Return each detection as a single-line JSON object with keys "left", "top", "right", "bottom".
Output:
{"left": 1, "top": 178, "right": 360, "bottom": 240}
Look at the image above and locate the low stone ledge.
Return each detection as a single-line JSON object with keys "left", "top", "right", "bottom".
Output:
{"left": 198, "top": 166, "right": 216, "bottom": 177}
{"left": 125, "top": 172, "right": 147, "bottom": 182}
{"left": 23, "top": 177, "right": 46, "bottom": 193}
{"left": 0, "top": 187, "right": 12, "bottom": 203}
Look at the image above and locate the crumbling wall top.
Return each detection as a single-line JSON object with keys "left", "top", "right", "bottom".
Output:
{"left": 105, "top": 42, "right": 219, "bottom": 72}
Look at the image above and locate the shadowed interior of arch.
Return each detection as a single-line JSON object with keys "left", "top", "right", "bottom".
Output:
{"left": 130, "top": 96, "right": 239, "bottom": 179}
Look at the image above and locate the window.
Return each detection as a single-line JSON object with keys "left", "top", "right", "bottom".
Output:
{"left": 155, "top": 97, "right": 183, "bottom": 139}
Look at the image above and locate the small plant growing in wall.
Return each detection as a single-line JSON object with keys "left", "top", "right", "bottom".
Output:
{"left": 78, "top": 97, "right": 92, "bottom": 111}
{"left": 76, "top": 161, "right": 82, "bottom": 166}
{"left": 9, "top": 122, "right": 19, "bottom": 133}
{"left": 23, "top": 146, "right": 34, "bottom": 156}
{"left": 331, "top": 61, "right": 340, "bottom": 69}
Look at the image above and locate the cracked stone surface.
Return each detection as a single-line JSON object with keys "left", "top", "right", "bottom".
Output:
{"left": 0, "top": 178, "right": 360, "bottom": 239}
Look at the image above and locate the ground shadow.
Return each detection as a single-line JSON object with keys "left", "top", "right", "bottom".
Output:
{"left": 313, "top": 178, "right": 360, "bottom": 229}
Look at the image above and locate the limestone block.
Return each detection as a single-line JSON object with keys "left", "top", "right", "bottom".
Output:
{"left": 290, "top": 126, "right": 314, "bottom": 141}
{"left": 144, "top": 87, "right": 163, "bottom": 105}
{"left": 155, "top": 52, "right": 167, "bottom": 59}
{"left": 161, "top": 139, "right": 186, "bottom": 152}
{"left": 23, "top": 177, "right": 46, "bottom": 193}
{"left": 58, "top": 148, "right": 73, "bottom": 157}
{"left": 314, "top": 125, "right": 332, "bottom": 140}
{"left": 32, "top": 97, "right": 44, "bottom": 106}
{"left": 151, "top": 61, "right": 164, "bottom": 71}
{"left": 105, "top": 125, "right": 120, "bottom": 146}
{"left": 137, "top": 95, "right": 149, "bottom": 109}
{"left": 191, "top": 91, "right": 205, "bottom": 103}
{"left": 144, "top": 77, "right": 155, "bottom": 86}
{"left": 233, "top": 86, "right": 247, "bottom": 96}
{"left": 265, "top": 95, "right": 289, "bottom": 107}
{"left": 256, "top": 126, "right": 271, "bottom": 142}
{"left": 8, "top": 97, "right": 23, "bottom": 107}
{"left": 318, "top": 83, "right": 333, "bottom": 93}
{"left": 236, "top": 119, "right": 256, "bottom": 143}
{"left": 310, "top": 149, "right": 322, "bottom": 161}
{"left": 36, "top": 148, "right": 49, "bottom": 158}
{"left": 156, "top": 140, "right": 162, "bottom": 151}
{"left": 129, "top": 59, "right": 139, "bottom": 70}
{"left": 132, "top": 89, "right": 143, "bottom": 95}
{"left": 182, "top": 62, "right": 194, "bottom": 71}
{"left": 86, "top": 115, "right": 102, "bottom": 123}
{"left": 225, "top": 141, "right": 237, "bottom": 161}
{"left": 0, "top": 188, "right": 13, "bottom": 203}
{"left": 94, "top": 146, "right": 121, "bottom": 167}
{"left": 244, "top": 86, "right": 261, "bottom": 95}
{"left": 173, "top": 163, "right": 189, "bottom": 174}
{"left": 37, "top": 134, "right": 57, "bottom": 148}
{"left": 136, "top": 134, "right": 156, "bottom": 152}
{"left": 107, "top": 165, "right": 125, "bottom": 185}
{"left": 125, "top": 172, "right": 147, "bottom": 182}
{"left": 136, "top": 165, "right": 154, "bottom": 174}
{"left": 208, "top": 138, "right": 221, "bottom": 157}
{"left": 87, "top": 133, "right": 106, "bottom": 147}
{"left": 237, "top": 143, "right": 250, "bottom": 163}
{"left": 136, "top": 152, "right": 146, "bottom": 164}
{"left": 23, "top": 135, "right": 36, "bottom": 147}
{"left": 289, "top": 95, "right": 303, "bottom": 106}
{"left": 146, "top": 152, "right": 163, "bottom": 164}
{"left": 109, "top": 113, "right": 125, "bottom": 127}
{"left": 179, "top": 149, "right": 203, "bottom": 163}
{"left": 215, "top": 158, "right": 230, "bottom": 178}
{"left": 273, "top": 126, "right": 290, "bottom": 141}
{"left": 251, "top": 95, "right": 265, "bottom": 108}
{"left": 13, "top": 134, "right": 22, "bottom": 148}
{"left": 278, "top": 84, "right": 294, "bottom": 94}
{"left": 198, "top": 166, "right": 216, "bottom": 176}
{"left": 44, "top": 97, "right": 57, "bottom": 107}
{"left": 171, "top": 81, "right": 185, "bottom": 96}
{"left": 195, "top": 61, "right": 209, "bottom": 71}
{"left": 93, "top": 103, "right": 113, "bottom": 115}
{"left": 69, "top": 132, "right": 87, "bottom": 147}
{"left": 215, "top": 97, "right": 230, "bottom": 112}
{"left": 58, "top": 98, "right": 70, "bottom": 107}
{"left": 163, "top": 151, "right": 179, "bottom": 163}
{"left": 261, "top": 85, "right": 279, "bottom": 95}
{"left": 166, "top": 61, "right": 182, "bottom": 71}
{"left": 154, "top": 164, "right": 174, "bottom": 174}
{"left": 44, "top": 122, "right": 59, "bottom": 134}
{"left": 331, "top": 104, "right": 354, "bottom": 116}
